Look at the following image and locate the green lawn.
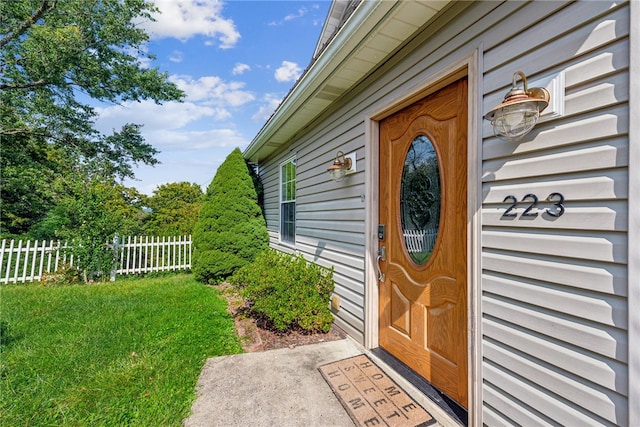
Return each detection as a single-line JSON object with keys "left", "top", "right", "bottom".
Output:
{"left": 0, "top": 274, "right": 242, "bottom": 426}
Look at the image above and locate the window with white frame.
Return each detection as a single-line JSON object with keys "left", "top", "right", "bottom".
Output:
{"left": 280, "top": 157, "right": 296, "bottom": 245}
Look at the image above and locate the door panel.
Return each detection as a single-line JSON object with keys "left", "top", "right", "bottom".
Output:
{"left": 379, "top": 78, "right": 468, "bottom": 407}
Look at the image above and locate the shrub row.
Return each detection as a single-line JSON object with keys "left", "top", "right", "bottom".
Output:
{"left": 230, "top": 249, "right": 334, "bottom": 333}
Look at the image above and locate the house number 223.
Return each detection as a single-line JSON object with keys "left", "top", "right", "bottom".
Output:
{"left": 502, "top": 193, "right": 565, "bottom": 218}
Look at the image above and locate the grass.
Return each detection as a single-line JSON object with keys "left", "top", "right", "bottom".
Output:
{"left": 0, "top": 274, "right": 242, "bottom": 426}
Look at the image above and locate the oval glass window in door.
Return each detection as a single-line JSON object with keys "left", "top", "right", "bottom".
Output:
{"left": 400, "top": 135, "right": 441, "bottom": 265}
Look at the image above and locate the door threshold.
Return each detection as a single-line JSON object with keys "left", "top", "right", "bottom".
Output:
{"left": 370, "top": 347, "right": 468, "bottom": 426}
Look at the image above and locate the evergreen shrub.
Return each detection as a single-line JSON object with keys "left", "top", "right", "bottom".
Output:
{"left": 192, "top": 148, "right": 268, "bottom": 284}
{"left": 230, "top": 249, "right": 335, "bottom": 333}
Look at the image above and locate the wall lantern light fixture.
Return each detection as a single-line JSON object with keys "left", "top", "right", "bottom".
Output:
{"left": 327, "top": 151, "right": 355, "bottom": 182}
{"left": 484, "top": 71, "right": 550, "bottom": 141}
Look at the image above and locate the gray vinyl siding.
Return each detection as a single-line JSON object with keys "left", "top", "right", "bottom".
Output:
{"left": 260, "top": 118, "right": 368, "bottom": 341}
{"left": 255, "top": 0, "right": 631, "bottom": 424}
{"left": 480, "top": 1, "right": 629, "bottom": 425}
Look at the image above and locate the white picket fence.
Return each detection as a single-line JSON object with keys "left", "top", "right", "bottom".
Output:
{"left": 114, "top": 235, "right": 191, "bottom": 275}
{"left": 0, "top": 235, "right": 192, "bottom": 284}
{"left": 403, "top": 228, "right": 438, "bottom": 253}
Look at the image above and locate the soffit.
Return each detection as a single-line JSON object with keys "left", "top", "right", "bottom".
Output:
{"left": 245, "top": 0, "right": 451, "bottom": 164}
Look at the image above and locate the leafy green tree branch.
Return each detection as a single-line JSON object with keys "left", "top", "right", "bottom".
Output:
{"left": 0, "top": 0, "right": 182, "bottom": 244}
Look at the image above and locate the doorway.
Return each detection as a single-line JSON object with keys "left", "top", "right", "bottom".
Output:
{"left": 378, "top": 77, "right": 468, "bottom": 408}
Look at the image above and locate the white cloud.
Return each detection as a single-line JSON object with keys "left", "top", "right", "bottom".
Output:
{"left": 169, "top": 75, "right": 255, "bottom": 106}
{"left": 232, "top": 63, "right": 251, "bottom": 75}
{"left": 285, "top": 7, "right": 308, "bottom": 22}
{"left": 95, "top": 101, "right": 223, "bottom": 135}
{"left": 137, "top": 56, "right": 152, "bottom": 69}
{"left": 143, "top": 0, "right": 240, "bottom": 49}
{"left": 169, "top": 50, "right": 183, "bottom": 63}
{"left": 252, "top": 93, "right": 283, "bottom": 122}
{"left": 124, "top": 147, "right": 241, "bottom": 195}
{"left": 124, "top": 46, "right": 152, "bottom": 69}
{"left": 146, "top": 128, "right": 247, "bottom": 151}
{"left": 94, "top": 71, "right": 258, "bottom": 155}
{"left": 268, "top": 6, "right": 313, "bottom": 26}
{"left": 95, "top": 100, "right": 248, "bottom": 159}
{"left": 94, "top": 71, "right": 257, "bottom": 154}
{"left": 274, "top": 61, "right": 302, "bottom": 83}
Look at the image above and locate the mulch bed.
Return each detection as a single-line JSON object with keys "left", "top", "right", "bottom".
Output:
{"left": 217, "top": 282, "right": 345, "bottom": 352}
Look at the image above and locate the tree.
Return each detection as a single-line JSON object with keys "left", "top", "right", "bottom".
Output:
{"left": 144, "top": 182, "right": 203, "bottom": 237}
{"left": 1, "top": 124, "right": 156, "bottom": 238}
{"left": 0, "top": 132, "right": 57, "bottom": 238}
{"left": 1, "top": 0, "right": 183, "bottom": 142}
{"left": 0, "top": 0, "right": 183, "bottom": 237}
{"left": 35, "top": 167, "right": 147, "bottom": 282}
{"left": 192, "top": 148, "right": 269, "bottom": 284}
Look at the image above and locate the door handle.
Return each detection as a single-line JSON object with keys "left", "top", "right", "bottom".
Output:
{"left": 376, "top": 246, "right": 386, "bottom": 281}
{"left": 378, "top": 246, "right": 386, "bottom": 261}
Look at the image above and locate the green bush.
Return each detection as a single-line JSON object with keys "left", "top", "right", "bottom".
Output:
{"left": 192, "top": 148, "right": 268, "bottom": 284}
{"left": 230, "top": 249, "right": 335, "bottom": 333}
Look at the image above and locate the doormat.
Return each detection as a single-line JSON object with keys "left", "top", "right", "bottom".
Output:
{"left": 319, "top": 354, "right": 436, "bottom": 427}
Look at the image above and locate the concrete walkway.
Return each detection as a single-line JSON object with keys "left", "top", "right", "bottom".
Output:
{"left": 184, "top": 338, "right": 461, "bottom": 427}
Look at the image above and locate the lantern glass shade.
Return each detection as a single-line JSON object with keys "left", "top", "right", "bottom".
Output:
{"left": 490, "top": 102, "right": 540, "bottom": 141}
{"left": 327, "top": 151, "right": 352, "bottom": 182}
{"left": 328, "top": 167, "right": 347, "bottom": 182}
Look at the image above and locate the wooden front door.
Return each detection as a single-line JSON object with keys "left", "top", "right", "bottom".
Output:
{"left": 378, "top": 78, "right": 468, "bottom": 408}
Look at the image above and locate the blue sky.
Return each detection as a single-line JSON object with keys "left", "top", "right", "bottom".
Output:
{"left": 93, "top": 0, "right": 331, "bottom": 195}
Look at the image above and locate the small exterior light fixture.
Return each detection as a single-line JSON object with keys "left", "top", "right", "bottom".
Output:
{"left": 327, "top": 151, "right": 353, "bottom": 182}
{"left": 484, "top": 71, "right": 550, "bottom": 141}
